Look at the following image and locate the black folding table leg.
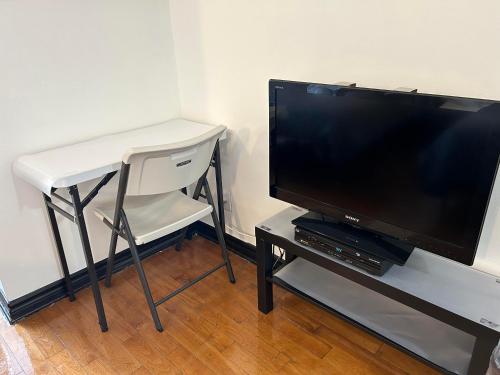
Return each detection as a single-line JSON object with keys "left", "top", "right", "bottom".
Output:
{"left": 43, "top": 194, "right": 75, "bottom": 301}
{"left": 105, "top": 164, "right": 129, "bottom": 287}
{"left": 69, "top": 185, "right": 108, "bottom": 332}
{"left": 214, "top": 141, "right": 226, "bottom": 234}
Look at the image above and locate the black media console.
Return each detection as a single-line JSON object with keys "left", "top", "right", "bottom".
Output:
{"left": 256, "top": 207, "right": 500, "bottom": 375}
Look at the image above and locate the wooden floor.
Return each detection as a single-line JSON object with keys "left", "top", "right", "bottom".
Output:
{"left": 0, "top": 237, "right": 440, "bottom": 375}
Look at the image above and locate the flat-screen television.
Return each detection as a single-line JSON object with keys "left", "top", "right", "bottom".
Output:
{"left": 269, "top": 79, "right": 500, "bottom": 265}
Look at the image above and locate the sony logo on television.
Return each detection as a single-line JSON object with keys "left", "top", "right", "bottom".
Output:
{"left": 345, "top": 215, "right": 360, "bottom": 223}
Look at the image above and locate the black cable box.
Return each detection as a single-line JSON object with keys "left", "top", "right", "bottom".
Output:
{"left": 294, "top": 226, "right": 393, "bottom": 275}
{"left": 292, "top": 212, "right": 414, "bottom": 276}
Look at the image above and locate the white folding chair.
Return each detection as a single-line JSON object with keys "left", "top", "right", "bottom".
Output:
{"left": 93, "top": 125, "right": 235, "bottom": 332}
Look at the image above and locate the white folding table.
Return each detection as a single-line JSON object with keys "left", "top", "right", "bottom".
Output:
{"left": 13, "top": 118, "right": 228, "bottom": 332}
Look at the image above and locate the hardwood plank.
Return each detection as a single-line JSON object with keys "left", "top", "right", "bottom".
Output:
{"left": 377, "top": 344, "right": 441, "bottom": 375}
{"left": 166, "top": 327, "right": 240, "bottom": 375}
{"left": 230, "top": 293, "right": 330, "bottom": 358}
{"left": 220, "top": 341, "right": 277, "bottom": 375}
{"left": 49, "top": 349, "right": 88, "bottom": 375}
{"left": 194, "top": 303, "right": 291, "bottom": 373}
{"left": 14, "top": 315, "right": 65, "bottom": 359}
{"left": 85, "top": 359, "right": 118, "bottom": 375}
{"left": 281, "top": 357, "right": 345, "bottom": 375}
{"left": 101, "top": 272, "right": 153, "bottom": 329}
{"left": 280, "top": 294, "right": 383, "bottom": 354}
{"left": 135, "top": 296, "right": 246, "bottom": 375}
{"left": 0, "top": 335, "right": 23, "bottom": 375}
{"left": 130, "top": 367, "right": 152, "bottom": 375}
{"left": 118, "top": 262, "right": 244, "bottom": 374}
{"left": 135, "top": 312, "right": 217, "bottom": 375}
{"left": 324, "top": 343, "right": 403, "bottom": 375}
{"left": 253, "top": 307, "right": 332, "bottom": 359}
{"left": 25, "top": 360, "right": 60, "bottom": 375}
{"left": 165, "top": 344, "right": 217, "bottom": 375}
{"left": 77, "top": 286, "right": 136, "bottom": 342}
{"left": 135, "top": 322, "right": 180, "bottom": 357}
{"left": 125, "top": 255, "right": 238, "bottom": 357}
{"left": 57, "top": 298, "right": 141, "bottom": 375}
{"left": 0, "top": 312, "right": 63, "bottom": 375}
{"left": 38, "top": 304, "right": 101, "bottom": 366}
{"left": 122, "top": 333, "right": 180, "bottom": 374}
{"left": 239, "top": 312, "right": 329, "bottom": 367}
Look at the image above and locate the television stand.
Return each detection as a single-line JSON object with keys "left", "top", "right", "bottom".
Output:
{"left": 292, "top": 211, "right": 414, "bottom": 276}
{"left": 256, "top": 207, "right": 500, "bottom": 375}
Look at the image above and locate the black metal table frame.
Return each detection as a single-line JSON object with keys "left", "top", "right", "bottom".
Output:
{"left": 256, "top": 225, "right": 500, "bottom": 375}
{"left": 43, "top": 141, "right": 226, "bottom": 332}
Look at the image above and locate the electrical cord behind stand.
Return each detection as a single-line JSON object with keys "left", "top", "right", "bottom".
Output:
{"left": 272, "top": 245, "right": 285, "bottom": 270}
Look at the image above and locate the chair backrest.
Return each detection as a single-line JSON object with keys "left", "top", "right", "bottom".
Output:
{"left": 122, "top": 125, "right": 225, "bottom": 195}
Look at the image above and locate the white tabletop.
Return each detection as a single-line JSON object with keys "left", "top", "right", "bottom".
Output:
{"left": 14, "top": 118, "right": 224, "bottom": 195}
{"left": 259, "top": 207, "right": 500, "bottom": 333}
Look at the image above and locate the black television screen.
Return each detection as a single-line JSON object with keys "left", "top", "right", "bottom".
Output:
{"left": 269, "top": 79, "right": 500, "bottom": 265}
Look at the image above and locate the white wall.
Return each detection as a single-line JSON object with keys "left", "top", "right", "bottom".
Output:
{"left": 1, "top": 0, "right": 180, "bottom": 300}
{"left": 169, "top": 0, "right": 500, "bottom": 274}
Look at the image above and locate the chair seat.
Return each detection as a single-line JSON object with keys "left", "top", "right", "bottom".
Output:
{"left": 94, "top": 191, "right": 212, "bottom": 245}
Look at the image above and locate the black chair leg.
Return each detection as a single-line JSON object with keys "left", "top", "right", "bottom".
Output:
{"left": 120, "top": 209, "right": 164, "bottom": 332}
{"left": 175, "top": 227, "right": 189, "bottom": 252}
{"left": 175, "top": 188, "right": 189, "bottom": 251}
{"left": 175, "top": 176, "right": 206, "bottom": 251}
{"left": 203, "top": 180, "right": 235, "bottom": 283}
{"left": 105, "top": 231, "right": 118, "bottom": 287}
{"left": 106, "top": 164, "right": 130, "bottom": 287}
